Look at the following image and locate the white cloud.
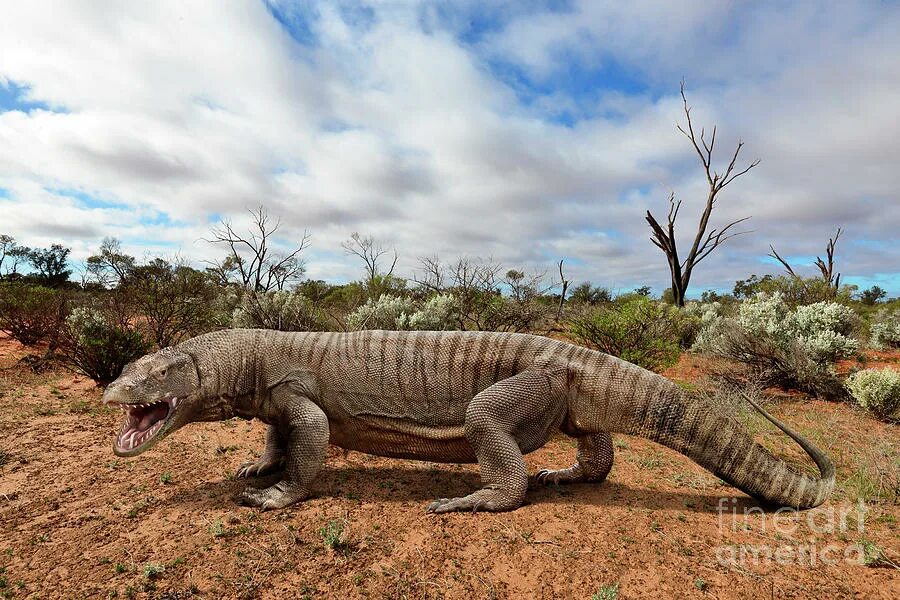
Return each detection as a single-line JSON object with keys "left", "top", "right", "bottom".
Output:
{"left": 0, "top": 1, "right": 898, "bottom": 294}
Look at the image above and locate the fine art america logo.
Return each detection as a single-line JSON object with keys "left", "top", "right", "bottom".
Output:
{"left": 714, "top": 497, "right": 874, "bottom": 567}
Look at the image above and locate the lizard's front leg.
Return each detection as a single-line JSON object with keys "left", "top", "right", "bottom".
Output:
{"left": 236, "top": 424, "right": 286, "bottom": 478}
{"left": 239, "top": 392, "right": 328, "bottom": 511}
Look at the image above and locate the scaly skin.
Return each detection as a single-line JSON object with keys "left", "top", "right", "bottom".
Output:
{"left": 102, "top": 329, "right": 835, "bottom": 512}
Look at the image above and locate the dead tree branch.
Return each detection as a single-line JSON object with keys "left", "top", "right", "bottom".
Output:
{"left": 645, "top": 81, "right": 757, "bottom": 307}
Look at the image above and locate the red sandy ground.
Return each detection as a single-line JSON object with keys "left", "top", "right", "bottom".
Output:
{"left": 0, "top": 334, "right": 897, "bottom": 599}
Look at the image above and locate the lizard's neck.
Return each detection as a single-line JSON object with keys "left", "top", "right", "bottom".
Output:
{"left": 179, "top": 329, "right": 274, "bottom": 418}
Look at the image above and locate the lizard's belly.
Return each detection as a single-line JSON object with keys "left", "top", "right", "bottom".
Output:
{"left": 328, "top": 414, "right": 477, "bottom": 463}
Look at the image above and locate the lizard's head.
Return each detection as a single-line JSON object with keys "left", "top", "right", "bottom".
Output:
{"left": 102, "top": 347, "right": 200, "bottom": 457}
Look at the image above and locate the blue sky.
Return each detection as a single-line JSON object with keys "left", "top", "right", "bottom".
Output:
{"left": 1, "top": 1, "right": 898, "bottom": 296}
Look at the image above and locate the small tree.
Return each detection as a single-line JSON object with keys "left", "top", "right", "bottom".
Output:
{"left": 206, "top": 206, "right": 310, "bottom": 292}
{"left": 342, "top": 232, "right": 399, "bottom": 295}
{"left": 859, "top": 285, "right": 887, "bottom": 306}
{"left": 645, "top": 82, "right": 758, "bottom": 307}
{"left": 0, "top": 235, "right": 27, "bottom": 278}
{"left": 25, "top": 244, "right": 72, "bottom": 288}
{"left": 568, "top": 282, "right": 612, "bottom": 305}
{"left": 127, "top": 258, "right": 219, "bottom": 347}
{"left": 85, "top": 237, "right": 135, "bottom": 288}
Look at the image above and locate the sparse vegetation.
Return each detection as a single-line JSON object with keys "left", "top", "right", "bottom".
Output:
{"left": 592, "top": 583, "right": 619, "bottom": 600}
{"left": 0, "top": 283, "right": 67, "bottom": 347}
{"left": 318, "top": 519, "right": 350, "bottom": 554}
{"left": 142, "top": 562, "right": 164, "bottom": 579}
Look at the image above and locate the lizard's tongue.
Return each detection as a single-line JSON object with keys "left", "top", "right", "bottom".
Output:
{"left": 137, "top": 402, "right": 168, "bottom": 431}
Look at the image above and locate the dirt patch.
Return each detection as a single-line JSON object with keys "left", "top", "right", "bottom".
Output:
{"left": 0, "top": 334, "right": 897, "bottom": 599}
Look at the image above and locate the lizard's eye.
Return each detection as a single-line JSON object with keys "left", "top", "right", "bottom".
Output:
{"left": 156, "top": 368, "right": 167, "bottom": 379}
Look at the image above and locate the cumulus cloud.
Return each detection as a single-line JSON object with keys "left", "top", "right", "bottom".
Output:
{"left": 0, "top": 1, "right": 897, "bottom": 293}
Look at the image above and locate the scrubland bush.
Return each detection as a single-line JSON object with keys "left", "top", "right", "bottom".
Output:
{"left": 346, "top": 293, "right": 457, "bottom": 331}
{"left": 693, "top": 293, "right": 857, "bottom": 398}
{"left": 62, "top": 307, "right": 149, "bottom": 386}
{"left": 232, "top": 290, "right": 328, "bottom": 332}
{"left": 568, "top": 296, "right": 695, "bottom": 372}
{"left": 846, "top": 369, "right": 900, "bottom": 421}
{"left": 127, "top": 259, "right": 220, "bottom": 347}
{"left": 733, "top": 274, "right": 856, "bottom": 306}
{"left": 869, "top": 308, "right": 900, "bottom": 350}
{"left": 0, "top": 283, "right": 68, "bottom": 347}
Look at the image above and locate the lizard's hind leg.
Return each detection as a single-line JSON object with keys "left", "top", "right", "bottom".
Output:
{"left": 535, "top": 432, "right": 614, "bottom": 485}
{"left": 426, "top": 370, "right": 568, "bottom": 514}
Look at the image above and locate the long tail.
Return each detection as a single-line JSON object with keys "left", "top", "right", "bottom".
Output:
{"left": 580, "top": 361, "right": 835, "bottom": 509}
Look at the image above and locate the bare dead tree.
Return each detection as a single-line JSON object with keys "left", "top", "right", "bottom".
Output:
{"left": 645, "top": 81, "right": 758, "bottom": 307}
{"left": 555, "top": 259, "right": 569, "bottom": 322}
{"left": 815, "top": 228, "right": 843, "bottom": 289}
{"left": 766, "top": 244, "right": 797, "bottom": 278}
{"left": 414, "top": 255, "right": 446, "bottom": 292}
{"left": 205, "top": 206, "right": 310, "bottom": 292}
{"left": 341, "top": 232, "right": 398, "bottom": 287}
{"left": 768, "top": 227, "right": 843, "bottom": 290}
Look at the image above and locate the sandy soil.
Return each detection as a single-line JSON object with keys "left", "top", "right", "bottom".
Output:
{"left": 0, "top": 334, "right": 898, "bottom": 599}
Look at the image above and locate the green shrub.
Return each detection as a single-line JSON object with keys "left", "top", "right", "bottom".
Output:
{"left": 61, "top": 307, "right": 149, "bottom": 386}
{"left": 231, "top": 290, "right": 328, "bottom": 331}
{"left": 568, "top": 296, "right": 688, "bottom": 372}
{"left": 0, "top": 283, "right": 67, "bottom": 346}
{"left": 846, "top": 369, "right": 900, "bottom": 421}
{"left": 126, "top": 260, "right": 220, "bottom": 347}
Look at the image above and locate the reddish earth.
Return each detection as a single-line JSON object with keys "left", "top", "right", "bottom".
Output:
{"left": 0, "top": 334, "right": 897, "bottom": 599}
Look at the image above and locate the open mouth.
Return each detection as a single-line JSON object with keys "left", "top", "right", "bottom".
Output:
{"left": 113, "top": 398, "right": 180, "bottom": 452}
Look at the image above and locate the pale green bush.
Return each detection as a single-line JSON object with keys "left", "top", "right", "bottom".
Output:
{"left": 346, "top": 294, "right": 416, "bottom": 330}
{"left": 696, "top": 293, "right": 858, "bottom": 364}
{"left": 869, "top": 308, "right": 900, "bottom": 350}
{"left": 406, "top": 294, "right": 458, "bottom": 330}
{"left": 347, "top": 293, "right": 458, "bottom": 331}
{"left": 846, "top": 368, "right": 900, "bottom": 420}
{"left": 232, "top": 291, "right": 327, "bottom": 331}
{"left": 693, "top": 293, "right": 858, "bottom": 399}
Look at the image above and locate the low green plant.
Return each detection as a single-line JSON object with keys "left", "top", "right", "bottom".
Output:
{"left": 319, "top": 519, "right": 349, "bottom": 553}
{"left": 568, "top": 296, "right": 691, "bottom": 372}
{"left": 346, "top": 293, "right": 458, "bottom": 331}
{"left": 845, "top": 368, "right": 900, "bottom": 421}
{"left": 592, "top": 583, "right": 619, "bottom": 600}
{"left": 869, "top": 308, "right": 900, "bottom": 350}
{"left": 208, "top": 520, "right": 227, "bottom": 538}
{"left": 142, "top": 562, "right": 164, "bottom": 579}
{"left": 231, "top": 290, "right": 328, "bottom": 331}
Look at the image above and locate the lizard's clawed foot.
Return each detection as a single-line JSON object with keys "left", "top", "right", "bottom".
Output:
{"left": 425, "top": 488, "right": 522, "bottom": 514}
{"left": 239, "top": 480, "right": 307, "bottom": 511}
{"left": 235, "top": 455, "right": 285, "bottom": 479}
{"left": 534, "top": 466, "right": 583, "bottom": 486}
